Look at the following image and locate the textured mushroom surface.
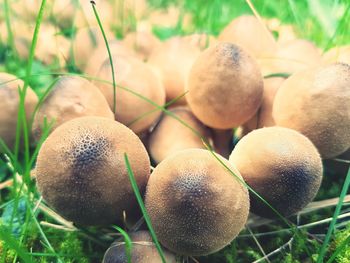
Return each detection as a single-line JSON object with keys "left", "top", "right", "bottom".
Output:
{"left": 145, "top": 149, "right": 249, "bottom": 256}
{"left": 273, "top": 63, "right": 350, "bottom": 158}
{"left": 230, "top": 127, "right": 323, "bottom": 218}
{"left": 36, "top": 117, "right": 150, "bottom": 225}
{"left": 187, "top": 42, "right": 263, "bottom": 129}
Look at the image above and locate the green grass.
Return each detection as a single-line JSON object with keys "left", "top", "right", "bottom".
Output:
{"left": 0, "top": 0, "right": 350, "bottom": 262}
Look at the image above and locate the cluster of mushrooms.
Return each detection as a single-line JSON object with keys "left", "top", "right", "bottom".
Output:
{"left": 1, "top": 1, "right": 350, "bottom": 262}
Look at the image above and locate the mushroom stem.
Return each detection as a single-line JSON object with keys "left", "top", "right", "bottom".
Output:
{"left": 212, "top": 128, "right": 233, "bottom": 158}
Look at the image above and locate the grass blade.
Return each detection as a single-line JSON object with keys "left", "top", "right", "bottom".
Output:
{"left": 91, "top": 0, "right": 117, "bottom": 114}
{"left": 124, "top": 153, "right": 167, "bottom": 263}
{"left": 317, "top": 166, "right": 350, "bottom": 262}
{"left": 326, "top": 233, "right": 350, "bottom": 263}
{"left": 112, "top": 226, "right": 133, "bottom": 263}
{"left": 0, "top": 225, "right": 32, "bottom": 263}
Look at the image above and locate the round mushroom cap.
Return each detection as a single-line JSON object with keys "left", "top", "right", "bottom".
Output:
{"left": 230, "top": 127, "right": 323, "bottom": 218}
{"left": 148, "top": 106, "right": 212, "bottom": 164}
{"left": 0, "top": 73, "right": 38, "bottom": 151}
{"left": 218, "top": 15, "right": 277, "bottom": 58}
{"left": 273, "top": 63, "right": 350, "bottom": 159}
{"left": 148, "top": 37, "right": 201, "bottom": 105}
{"left": 123, "top": 31, "right": 161, "bottom": 61}
{"left": 103, "top": 231, "right": 177, "bottom": 263}
{"left": 71, "top": 27, "right": 112, "bottom": 70}
{"left": 84, "top": 40, "right": 136, "bottom": 77}
{"left": 35, "top": 117, "right": 151, "bottom": 225}
{"left": 187, "top": 42, "right": 264, "bottom": 129}
{"left": 262, "top": 39, "right": 322, "bottom": 75}
{"left": 145, "top": 149, "right": 249, "bottom": 256}
{"left": 94, "top": 55, "right": 165, "bottom": 134}
{"left": 32, "top": 76, "right": 114, "bottom": 141}
{"left": 241, "top": 77, "right": 285, "bottom": 135}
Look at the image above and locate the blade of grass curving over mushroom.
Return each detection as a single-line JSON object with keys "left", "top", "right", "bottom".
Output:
{"left": 124, "top": 153, "right": 167, "bottom": 263}
{"left": 112, "top": 226, "right": 133, "bottom": 263}
{"left": 91, "top": 0, "right": 117, "bottom": 114}
{"left": 317, "top": 166, "right": 350, "bottom": 263}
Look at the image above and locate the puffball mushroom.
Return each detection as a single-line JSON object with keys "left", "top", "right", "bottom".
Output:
{"left": 148, "top": 37, "right": 200, "bottom": 105}
{"left": 103, "top": 231, "right": 177, "bottom": 263}
{"left": 187, "top": 42, "right": 264, "bottom": 129}
{"left": 84, "top": 40, "right": 136, "bottom": 77}
{"left": 273, "top": 63, "right": 350, "bottom": 159}
{"left": 35, "top": 117, "right": 150, "bottom": 226}
{"left": 218, "top": 15, "right": 277, "bottom": 59}
{"left": 94, "top": 55, "right": 165, "bottom": 134}
{"left": 230, "top": 127, "right": 323, "bottom": 218}
{"left": 32, "top": 76, "right": 114, "bottom": 141}
{"left": 148, "top": 106, "right": 212, "bottom": 163}
{"left": 145, "top": 149, "right": 249, "bottom": 256}
{"left": 0, "top": 73, "right": 38, "bottom": 151}
{"left": 266, "top": 39, "right": 322, "bottom": 74}
{"left": 122, "top": 31, "right": 161, "bottom": 61}
{"left": 71, "top": 27, "right": 112, "bottom": 70}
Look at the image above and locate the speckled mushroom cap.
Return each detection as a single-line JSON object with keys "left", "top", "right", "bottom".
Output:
{"left": 187, "top": 42, "right": 264, "bottom": 129}
{"left": 102, "top": 231, "right": 177, "bottom": 263}
{"left": 145, "top": 149, "right": 249, "bottom": 256}
{"left": 230, "top": 127, "right": 323, "bottom": 218}
{"left": 148, "top": 106, "right": 212, "bottom": 164}
{"left": 273, "top": 63, "right": 350, "bottom": 159}
{"left": 35, "top": 117, "right": 150, "bottom": 226}
{"left": 32, "top": 76, "right": 114, "bottom": 141}
{"left": 0, "top": 72, "right": 38, "bottom": 151}
{"left": 94, "top": 55, "right": 165, "bottom": 134}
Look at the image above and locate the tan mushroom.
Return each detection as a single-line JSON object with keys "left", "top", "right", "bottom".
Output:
{"left": 32, "top": 76, "right": 114, "bottom": 141}
{"left": 145, "top": 149, "right": 249, "bottom": 256}
{"left": 35, "top": 116, "right": 150, "bottom": 225}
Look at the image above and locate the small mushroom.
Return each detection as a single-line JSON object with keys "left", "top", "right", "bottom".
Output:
{"left": 94, "top": 55, "right": 165, "bottom": 134}
{"left": 230, "top": 127, "right": 323, "bottom": 218}
{"left": 148, "top": 106, "right": 212, "bottom": 164}
{"left": 122, "top": 31, "right": 161, "bottom": 61}
{"left": 273, "top": 63, "right": 350, "bottom": 158}
{"left": 323, "top": 45, "right": 350, "bottom": 65}
{"left": 148, "top": 37, "right": 200, "bottom": 105}
{"left": 103, "top": 231, "right": 177, "bottom": 263}
{"left": 187, "top": 42, "right": 264, "bottom": 129}
{"left": 0, "top": 73, "right": 38, "bottom": 151}
{"left": 218, "top": 15, "right": 277, "bottom": 59}
{"left": 35, "top": 116, "right": 151, "bottom": 225}
{"left": 145, "top": 149, "right": 249, "bottom": 256}
{"left": 32, "top": 76, "right": 114, "bottom": 141}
